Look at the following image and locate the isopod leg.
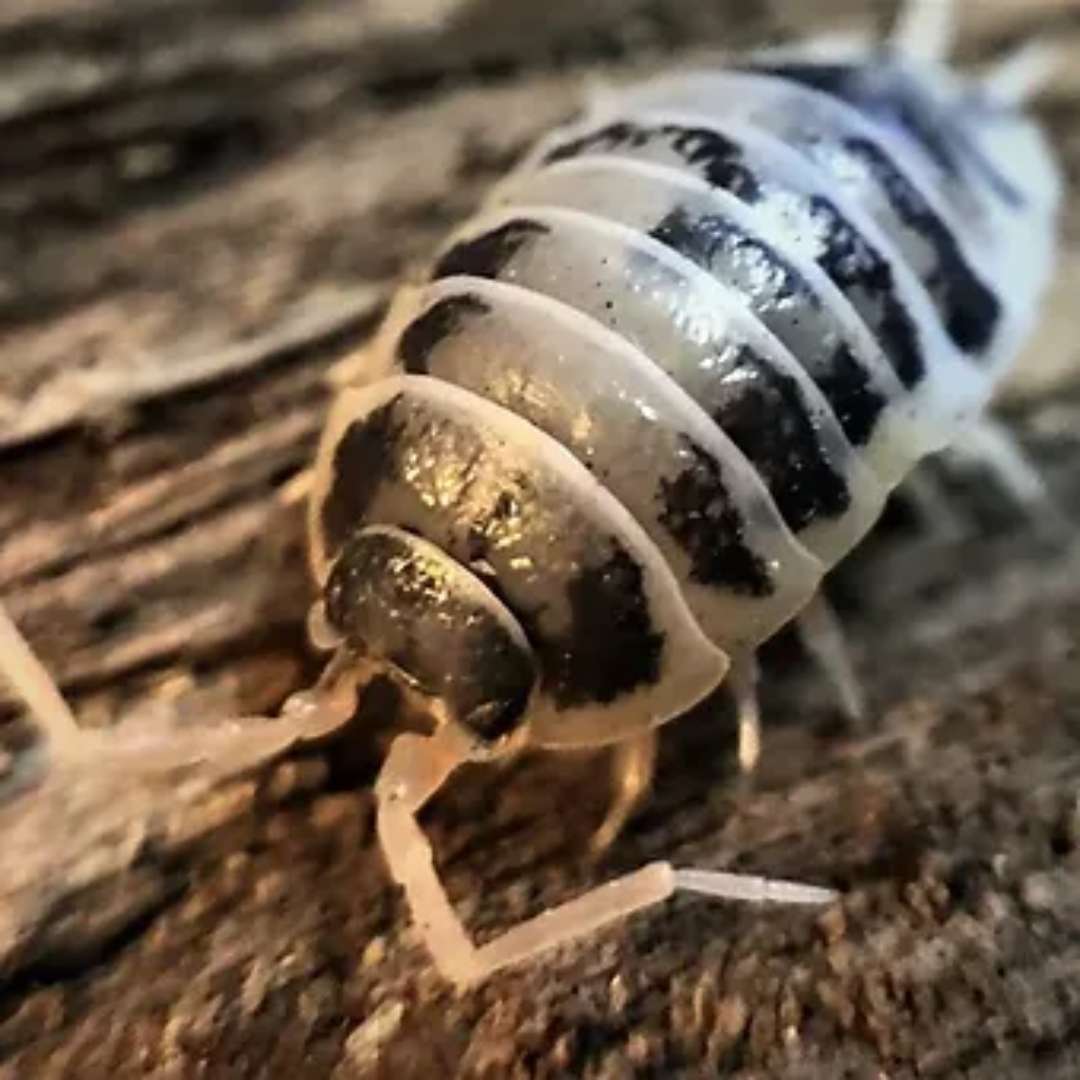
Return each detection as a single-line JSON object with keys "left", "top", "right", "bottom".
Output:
{"left": 278, "top": 467, "right": 315, "bottom": 507}
{"left": 376, "top": 727, "right": 836, "bottom": 988}
{"left": 891, "top": 0, "right": 953, "bottom": 62}
{"left": 728, "top": 653, "right": 762, "bottom": 775}
{"left": 901, "top": 469, "right": 967, "bottom": 543}
{"left": 951, "top": 416, "right": 1054, "bottom": 511}
{"left": 794, "top": 592, "right": 865, "bottom": 725}
{"left": 375, "top": 729, "right": 482, "bottom": 982}
{"left": 982, "top": 39, "right": 1062, "bottom": 105}
{"left": 0, "top": 598, "right": 86, "bottom": 763}
{"left": 589, "top": 730, "right": 658, "bottom": 857}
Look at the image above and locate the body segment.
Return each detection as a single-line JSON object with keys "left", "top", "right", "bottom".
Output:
{"left": 0, "top": 0, "right": 1062, "bottom": 996}
{"left": 319, "top": 31, "right": 1059, "bottom": 743}
{"left": 308, "top": 3, "right": 1061, "bottom": 985}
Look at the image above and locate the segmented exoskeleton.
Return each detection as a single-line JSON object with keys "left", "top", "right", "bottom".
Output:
{"left": 305, "top": 0, "right": 1062, "bottom": 984}
{"left": 0, "top": 0, "right": 1063, "bottom": 988}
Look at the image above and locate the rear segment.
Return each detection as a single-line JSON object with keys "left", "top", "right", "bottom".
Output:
{"left": 512, "top": 17, "right": 1061, "bottom": 454}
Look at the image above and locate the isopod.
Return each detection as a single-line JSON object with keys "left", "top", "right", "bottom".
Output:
{"left": 0, "top": 0, "right": 1063, "bottom": 988}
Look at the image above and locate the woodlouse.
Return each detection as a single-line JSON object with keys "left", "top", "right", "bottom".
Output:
{"left": 0, "top": 0, "right": 1064, "bottom": 988}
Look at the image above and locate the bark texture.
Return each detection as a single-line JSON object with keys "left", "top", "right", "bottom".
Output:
{"left": 2, "top": 1, "right": 1080, "bottom": 1077}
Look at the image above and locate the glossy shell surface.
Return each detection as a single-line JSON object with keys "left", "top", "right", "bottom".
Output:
{"left": 309, "top": 40, "right": 1061, "bottom": 749}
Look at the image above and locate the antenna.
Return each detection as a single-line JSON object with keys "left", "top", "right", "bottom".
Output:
{"left": 982, "top": 39, "right": 1062, "bottom": 105}
{"left": 0, "top": 600, "right": 85, "bottom": 761}
{"left": 891, "top": 0, "right": 954, "bottom": 63}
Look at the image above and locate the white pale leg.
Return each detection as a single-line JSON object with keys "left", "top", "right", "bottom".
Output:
{"left": 0, "top": 599, "right": 86, "bottom": 763}
{"left": 589, "top": 730, "right": 659, "bottom": 857}
{"left": 278, "top": 467, "right": 315, "bottom": 507}
{"left": 891, "top": 0, "right": 953, "bottom": 62}
{"left": 728, "top": 653, "right": 762, "bottom": 775}
{"left": 982, "top": 39, "right": 1063, "bottom": 105}
{"left": 375, "top": 727, "right": 836, "bottom": 988}
{"left": 794, "top": 592, "right": 866, "bottom": 725}
{"left": 326, "top": 346, "right": 374, "bottom": 389}
{"left": 951, "top": 416, "right": 1051, "bottom": 508}
{"left": 901, "top": 468, "right": 968, "bottom": 543}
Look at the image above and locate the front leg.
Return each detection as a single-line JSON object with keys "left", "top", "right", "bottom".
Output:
{"left": 794, "top": 592, "right": 865, "bottom": 726}
{"left": 589, "top": 730, "right": 658, "bottom": 857}
{"left": 949, "top": 416, "right": 1060, "bottom": 523}
{"left": 728, "top": 653, "right": 763, "bottom": 776}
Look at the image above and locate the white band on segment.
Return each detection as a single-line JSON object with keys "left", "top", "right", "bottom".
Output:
{"left": 674, "top": 867, "right": 838, "bottom": 905}
{"left": 891, "top": 0, "right": 954, "bottom": 63}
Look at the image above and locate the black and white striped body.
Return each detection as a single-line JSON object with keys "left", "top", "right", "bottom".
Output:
{"left": 309, "top": 41, "right": 1061, "bottom": 753}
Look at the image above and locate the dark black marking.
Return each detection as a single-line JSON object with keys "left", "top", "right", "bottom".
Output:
{"left": 806, "top": 195, "right": 924, "bottom": 388}
{"left": 546, "top": 119, "right": 925, "bottom": 387}
{"left": 750, "top": 59, "right": 1023, "bottom": 208}
{"left": 460, "top": 499, "right": 665, "bottom": 711}
{"left": 815, "top": 344, "right": 885, "bottom": 448}
{"left": 711, "top": 348, "right": 852, "bottom": 532}
{"left": 840, "top": 136, "right": 1001, "bottom": 356}
{"left": 657, "top": 437, "right": 773, "bottom": 596}
{"left": 543, "top": 121, "right": 761, "bottom": 199}
{"left": 666, "top": 127, "right": 762, "bottom": 200}
{"left": 320, "top": 398, "right": 406, "bottom": 556}
{"left": 324, "top": 528, "right": 535, "bottom": 741}
{"left": 433, "top": 219, "right": 550, "bottom": 281}
{"left": 649, "top": 204, "right": 796, "bottom": 301}
{"left": 397, "top": 294, "right": 491, "bottom": 374}
{"left": 648, "top": 205, "right": 888, "bottom": 442}
{"left": 542, "top": 547, "right": 665, "bottom": 710}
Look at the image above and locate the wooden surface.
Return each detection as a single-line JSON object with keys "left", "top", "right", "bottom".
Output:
{"left": 2, "top": 1, "right": 1080, "bottom": 1076}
